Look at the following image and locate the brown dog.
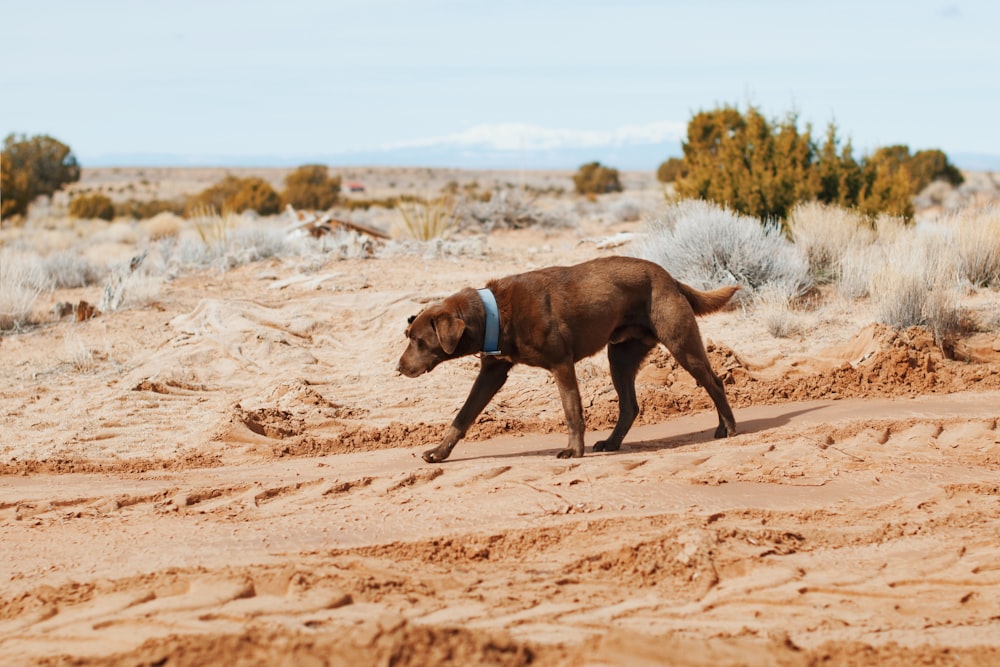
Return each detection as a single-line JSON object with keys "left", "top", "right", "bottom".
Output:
{"left": 397, "top": 256, "right": 738, "bottom": 462}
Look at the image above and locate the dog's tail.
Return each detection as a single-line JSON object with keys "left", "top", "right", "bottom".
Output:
{"left": 677, "top": 281, "right": 740, "bottom": 316}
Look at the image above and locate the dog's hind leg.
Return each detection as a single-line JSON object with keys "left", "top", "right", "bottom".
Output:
{"left": 594, "top": 339, "right": 655, "bottom": 452}
{"left": 653, "top": 307, "right": 736, "bottom": 439}
{"left": 666, "top": 337, "right": 736, "bottom": 437}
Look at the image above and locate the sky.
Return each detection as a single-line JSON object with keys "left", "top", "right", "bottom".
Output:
{"left": 2, "top": 0, "right": 999, "bottom": 170}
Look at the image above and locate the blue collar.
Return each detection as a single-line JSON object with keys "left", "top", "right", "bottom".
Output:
{"left": 476, "top": 288, "right": 501, "bottom": 355}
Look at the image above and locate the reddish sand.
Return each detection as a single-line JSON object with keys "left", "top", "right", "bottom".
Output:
{"left": 2, "top": 225, "right": 999, "bottom": 666}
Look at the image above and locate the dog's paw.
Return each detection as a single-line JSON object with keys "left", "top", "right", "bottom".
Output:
{"left": 593, "top": 439, "right": 621, "bottom": 453}
{"left": 555, "top": 448, "right": 582, "bottom": 459}
{"left": 422, "top": 448, "right": 447, "bottom": 463}
{"left": 714, "top": 424, "right": 735, "bottom": 438}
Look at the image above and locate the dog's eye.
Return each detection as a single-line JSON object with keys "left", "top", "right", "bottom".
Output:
{"left": 407, "top": 314, "right": 416, "bottom": 324}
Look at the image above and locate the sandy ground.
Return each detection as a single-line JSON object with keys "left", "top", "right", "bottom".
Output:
{"left": 2, "top": 190, "right": 1000, "bottom": 665}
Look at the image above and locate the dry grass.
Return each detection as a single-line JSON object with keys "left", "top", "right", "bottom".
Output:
{"left": 753, "top": 284, "right": 803, "bottom": 338}
{"left": 949, "top": 206, "right": 1000, "bottom": 287}
{"left": 396, "top": 196, "right": 457, "bottom": 241}
{"left": 0, "top": 249, "right": 48, "bottom": 330}
{"left": 140, "top": 212, "right": 184, "bottom": 241}
{"left": 788, "top": 201, "right": 874, "bottom": 283}
{"left": 634, "top": 199, "right": 811, "bottom": 302}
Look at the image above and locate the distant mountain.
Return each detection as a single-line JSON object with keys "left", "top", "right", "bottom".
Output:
{"left": 80, "top": 142, "right": 999, "bottom": 174}
{"left": 81, "top": 121, "right": 687, "bottom": 171}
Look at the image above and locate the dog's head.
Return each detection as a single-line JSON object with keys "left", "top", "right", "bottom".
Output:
{"left": 396, "top": 298, "right": 469, "bottom": 378}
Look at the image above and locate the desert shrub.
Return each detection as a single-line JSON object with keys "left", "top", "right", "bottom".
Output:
{"left": 396, "top": 196, "right": 457, "bottom": 241}
{"left": 227, "top": 177, "right": 281, "bottom": 215}
{"left": 673, "top": 105, "right": 960, "bottom": 222}
{"left": 573, "top": 162, "right": 623, "bottom": 195}
{"left": 754, "top": 284, "right": 802, "bottom": 338}
{"left": 0, "top": 249, "right": 48, "bottom": 329}
{"left": 950, "top": 206, "right": 1000, "bottom": 287}
{"left": 116, "top": 198, "right": 185, "bottom": 220}
{"left": 656, "top": 157, "right": 685, "bottom": 184}
{"left": 458, "top": 189, "right": 566, "bottom": 231}
{"left": 1, "top": 133, "right": 81, "bottom": 219}
{"left": 140, "top": 212, "right": 184, "bottom": 241}
{"left": 813, "top": 123, "right": 864, "bottom": 209}
{"left": 610, "top": 198, "right": 642, "bottom": 223}
{"left": 788, "top": 201, "right": 874, "bottom": 283}
{"left": 855, "top": 148, "right": 916, "bottom": 219}
{"left": 41, "top": 250, "right": 105, "bottom": 288}
{"left": 168, "top": 207, "right": 294, "bottom": 270}
{"left": 907, "top": 149, "right": 964, "bottom": 190}
{"left": 69, "top": 193, "right": 115, "bottom": 220}
{"left": 837, "top": 242, "right": 881, "bottom": 300}
{"left": 633, "top": 199, "right": 812, "bottom": 301}
{"left": 282, "top": 164, "right": 341, "bottom": 210}
{"left": 675, "top": 105, "right": 818, "bottom": 221}
{"left": 187, "top": 175, "right": 281, "bottom": 216}
{"left": 868, "top": 227, "right": 961, "bottom": 333}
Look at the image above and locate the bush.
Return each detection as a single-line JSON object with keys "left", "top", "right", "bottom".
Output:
{"left": 674, "top": 105, "right": 817, "bottom": 221}
{"left": 396, "top": 196, "right": 457, "bottom": 241}
{"left": 0, "top": 249, "right": 48, "bottom": 330}
{"left": 1, "top": 133, "right": 81, "bottom": 219}
{"left": 116, "top": 198, "right": 186, "bottom": 220}
{"left": 573, "top": 162, "right": 622, "bottom": 195}
{"left": 656, "top": 157, "right": 685, "bottom": 184}
{"left": 228, "top": 177, "right": 282, "bottom": 215}
{"left": 951, "top": 206, "right": 1000, "bottom": 287}
{"left": 42, "top": 250, "right": 105, "bottom": 288}
{"left": 672, "top": 105, "right": 961, "bottom": 222}
{"left": 633, "top": 200, "right": 812, "bottom": 301}
{"left": 282, "top": 164, "right": 341, "bottom": 210}
{"left": 70, "top": 193, "right": 115, "bottom": 220}
{"left": 186, "top": 175, "right": 281, "bottom": 216}
{"left": 907, "top": 148, "right": 964, "bottom": 190}
{"left": 787, "top": 201, "right": 874, "bottom": 283}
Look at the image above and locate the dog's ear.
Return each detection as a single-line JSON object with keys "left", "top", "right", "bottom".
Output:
{"left": 433, "top": 312, "right": 466, "bottom": 355}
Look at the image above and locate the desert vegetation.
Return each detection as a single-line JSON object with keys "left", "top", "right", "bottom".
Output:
{"left": 1, "top": 133, "right": 80, "bottom": 220}
{"left": 660, "top": 105, "right": 964, "bottom": 222}
{"left": 2, "top": 142, "right": 1000, "bottom": 665}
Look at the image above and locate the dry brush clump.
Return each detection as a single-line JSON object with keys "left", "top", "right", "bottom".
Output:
{"left": 831, "top": 211, "right": 994, "bottom": 346}
{"left": 633, "top": 199, "right": 812, "bottom": 304}
{"left": 0, "top": 248, "right": 49, "bottom": 330}
{"left": 948, "top": 206, "right": 1000, "bottom": 288}
{"left": 457, "top": 188, "right": 567, "bottom": 231}
{"left": 787, "top": 201, "right": 874, "bottom": 284}
{"left": 69, "top": 193, "right": 115, "bottom": 220}
{"left": 395, "top": 196, "right": 458, "bottom": 241}
{"left": 281, "top": 164, "right": 341, "bottom": 211}
{"left": 186, "top": 175, "right": 282, "bottom": 217}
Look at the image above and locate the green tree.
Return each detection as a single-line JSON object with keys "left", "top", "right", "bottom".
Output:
{"left": 656, "top": 157, "right": 686, "bottom": 183}
{"left": 1, "top": 133, "right": 81, "bottom": 219}
{"left": 672, "top": 105, "right": 960, "bottom": 223}
{"left": 282, "top": 164, "right": 341, "bottom": 210}
{"left": 907, "top": 149, "right": 964, "bottom": 190}
{"left": 814, "top": 122, "right": 863, "bottom": 208}
{"left": 675, "top": 105, "right": 816, "bottom": 221}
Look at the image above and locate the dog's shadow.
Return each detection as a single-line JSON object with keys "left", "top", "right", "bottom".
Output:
{"left": 462, "top": 404, "right": 829, "bottom": 462}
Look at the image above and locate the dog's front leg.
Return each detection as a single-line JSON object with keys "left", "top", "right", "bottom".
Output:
{"left": 422, "top": 359, "right": 512, "bottom": 463}
{"left": 552, "top": 363, "right": 586, "bottom": 459}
